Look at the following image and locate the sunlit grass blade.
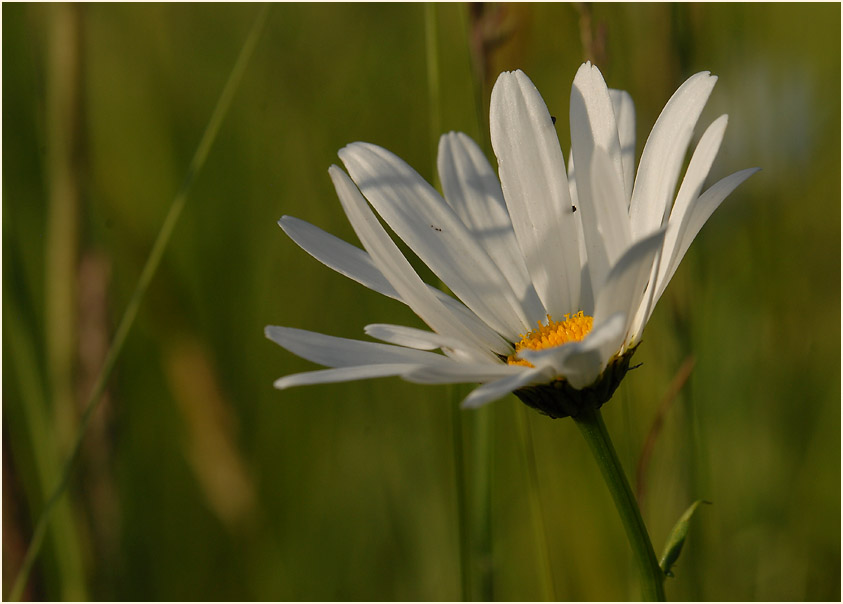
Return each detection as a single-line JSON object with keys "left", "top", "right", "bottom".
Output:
{"left": 30, "top": 3, "right": 88, "bottom": 598}
{"left": 7, "top": 6, "right": 270, "bottom": 600}
{"left": 45, "top": 2, "right": 82, "bottom": 456}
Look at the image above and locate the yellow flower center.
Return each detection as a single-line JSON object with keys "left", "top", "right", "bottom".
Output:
{"left": 507, "top": 311, "right": 594, "bottom": 368}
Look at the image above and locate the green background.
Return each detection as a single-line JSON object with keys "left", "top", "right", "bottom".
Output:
{"left": 3, "top": 3, "right": 840, "bottom": 601}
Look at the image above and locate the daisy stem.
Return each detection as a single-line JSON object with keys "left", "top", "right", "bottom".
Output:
{"left": 572, "top": 406, "right": 666, "bottom": 601}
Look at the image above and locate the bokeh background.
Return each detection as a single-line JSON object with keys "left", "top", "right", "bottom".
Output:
{"left": 3, "top": 3, "right": 840, "bottom": 601}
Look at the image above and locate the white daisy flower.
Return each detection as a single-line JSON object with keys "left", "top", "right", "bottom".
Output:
{"left": 266, "top": 62, "right": 757, "bottom": 417}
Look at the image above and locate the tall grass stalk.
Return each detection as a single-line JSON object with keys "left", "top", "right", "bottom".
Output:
{"left": 45, "top": 1, "right": 82, "bottom": 455}
{"left": 515, "top": 406, "right": 556, "bottom": 600}
{"left": 468, "top": 403, "right": 494, "bottom": 600}
{"left": 425, "top": 6, "right": 494, "bottom": 598}
{"left": 37, "top": 4, "right": 88, "bottom": 599}
{"left": 7, "top": 6, "right": 270, "bottom": 600}
{"left": 424, "top": 2, "right": 441, "bottom": 183}
{"left": 5, "top": 297, "right": 87, "bottom": 601}
{"left": 424, "top": 7, "right": 466, "bottom": 599}
{"left": 448, "top": 393, "right": 470, "bottom": 601}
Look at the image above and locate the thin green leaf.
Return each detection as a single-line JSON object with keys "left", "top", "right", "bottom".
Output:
{"left": 659, "top": 499, "right": 711, "bottom": 578}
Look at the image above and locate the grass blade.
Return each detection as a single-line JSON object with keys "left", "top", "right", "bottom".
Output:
{"left": 7, "top": 6, "right": 270, "bottom": 600}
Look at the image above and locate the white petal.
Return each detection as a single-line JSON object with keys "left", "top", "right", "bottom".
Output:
{"left": 273, "top": 364, "right": 423, "bottom": 390}
{"left": 461, "top": 366, "right": 555, "bottom": 409}
{"left": 629, "top": 72, "right": 718, "bottom": 239}
{"left": 404, "top": 362, "right": 525, "bottom": 385}
{"left": 438, "top": 132, "right": 546, "bottom": 324}
{"left": 570, "top": 63, "right": 631, "bottom": 293}
{"left": 588, "top": 148, "right": 634, "bottom": 289}
{"left": 364, "top": 323, "right": 469, "bottom": 352}
{"left": 434, "top": 294, "right": 513, "bottom": 355}
{"left": 552, "top": 313, "right": 626, "bottom": 388}
{"left": 279, "top": 215, "right": 511, "bottom": 356}
{"left": 628, "top": 168, "right": 758, "bottom": 339}
{"left": 265, "top": 325, "right": 447, "bottom": 367}
{"left": 570, "top": 63, "right": 625, "bottom": 190}
{"left": 340, "top": 142, "right": 529, "bottom": 339}
{"left": 325, "top": 167, "right": 501, "bottom": 360}
{"left": 609, "top": 88, "right": 636, "bottom": 201}
{"left": 654, "top": 115, "right": 729, "bottom": 301}
{"left": 657, "top": 167, "right": 759, "bottom": 309}
{"left": 279, "top": 215, "right": 401, "bottom": 300}
{"left": 567, "top": 151, "right": 580, "bottom": 213}
{"left": 593, "top": 229, "right": 666, "bottom": 352}
{"left": 519, "top": 311, "right": 626, "bottom": 389}
{"left": 567, "top": 151, "right": 595, "bottom": 314}
{"left": 490, "top": 70, "right": 581, "bottom": 317}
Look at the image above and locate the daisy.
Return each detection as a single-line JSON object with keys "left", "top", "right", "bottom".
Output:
{"left": 266, "top": 62, "right": 756, "bottom": 418}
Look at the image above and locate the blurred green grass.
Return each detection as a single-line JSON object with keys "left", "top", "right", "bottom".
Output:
{"left": 3, "top": 3, "right": 839, "bottom": 601}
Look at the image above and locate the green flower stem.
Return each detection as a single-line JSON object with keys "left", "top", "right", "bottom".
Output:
{"left": 572, "top": 406, "right": 666, "bottom": 601}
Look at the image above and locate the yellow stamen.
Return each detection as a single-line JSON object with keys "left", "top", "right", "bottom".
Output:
{"left": 507, "top": 311, "right": 594, "bottom": 368}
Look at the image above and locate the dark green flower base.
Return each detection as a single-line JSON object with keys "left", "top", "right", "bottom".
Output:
{"left": 513, "top": 346, "right": 639, "bottom": 419}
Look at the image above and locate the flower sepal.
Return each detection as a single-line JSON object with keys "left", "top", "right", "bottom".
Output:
{"left": 513, "top": 345, "right": 639, "bottom": 419}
